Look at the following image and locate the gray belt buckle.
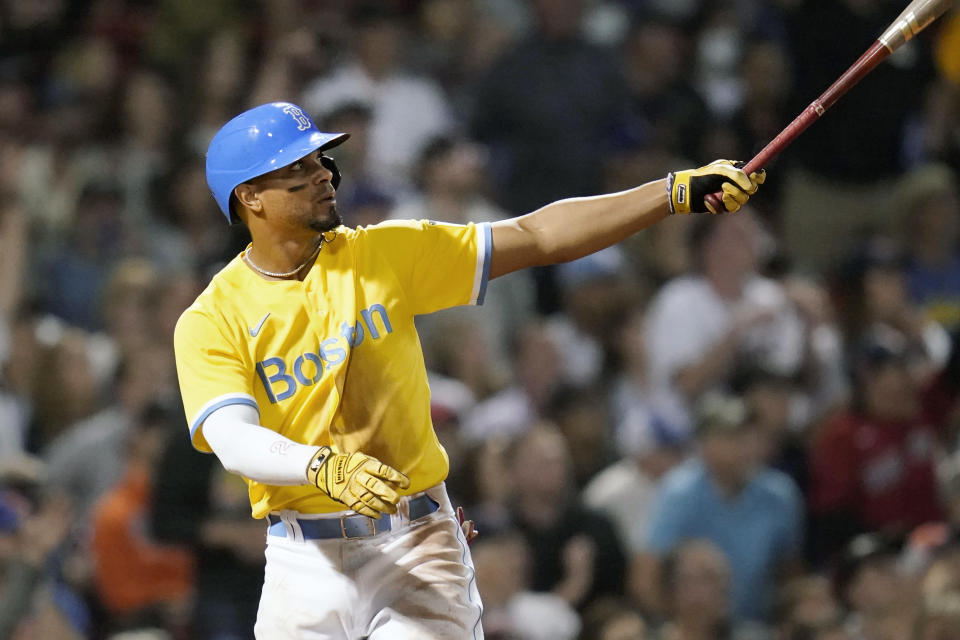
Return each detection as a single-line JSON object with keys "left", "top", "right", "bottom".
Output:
{"left": 340, "top": 515, "right": 377, "bottom": 539}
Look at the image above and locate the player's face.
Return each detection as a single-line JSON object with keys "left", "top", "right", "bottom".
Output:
{"left": 251, "top": 150, "right": 341, "bottom": 233}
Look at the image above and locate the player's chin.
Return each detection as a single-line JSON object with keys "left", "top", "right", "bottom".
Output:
{"left": 309, "top": 203, "right": 341, "bottom": 233}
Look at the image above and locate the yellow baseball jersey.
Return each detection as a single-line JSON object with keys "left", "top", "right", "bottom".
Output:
{"left": 173, "top": 220, "right": 492, "bottom": 518}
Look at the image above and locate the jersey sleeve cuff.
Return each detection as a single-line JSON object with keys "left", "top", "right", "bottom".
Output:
{"left": 189, "top": 393, "right": 260, "bottom": 453}
{"left": 469, "top": 222, "right": 492, "bottom": 306}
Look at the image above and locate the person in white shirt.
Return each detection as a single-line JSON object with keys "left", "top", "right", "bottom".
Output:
{"left": 643, "top": 210, "right": 807, "bottom": 435}
{"left": 302, "top": 6, "right": 453, "bottom": 191}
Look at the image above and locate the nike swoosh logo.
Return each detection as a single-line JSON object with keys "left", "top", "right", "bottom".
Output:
{"left": 249, "top": 313, "right": 270, "bottom": 337}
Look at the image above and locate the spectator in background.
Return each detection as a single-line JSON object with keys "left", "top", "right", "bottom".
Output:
{"left": 912, "top": 592, "right": 960, "bottom": 639}
{"left": 302, "top": 4, "right": 454, "bottom": 190}
{"left": 29, "top": 325, "right": 100, "bottom": 451}
{"left": 734, "top": 368, "right": 809, "bottom": 493}
{"left": 719, "top": 38, "right": 792, "bottom": 211}
{"left": 508, "top": 423, "right": 627, "bottom": 608}
{"left": 772, "top": 575, "right": 843, "bottom": 640}
{"left": 424, "top": 313, "right": 506, "bottom": 404}
{"left": 836, "top": 235, "right": 951, "bottom": 383}
{"left": 582, "top": 400, "right": 685, "bottom": 559}
{"left": 342, "top": 182, "right": 394, "bottom": 229}
{"left": 778, "top": 273, "right": 851, "bottom": 428}
{"left": 600, "top": 612, "right": 650, "bottom": 640}
{"left": 626, "top": 212, "right": 693, "bottom": 292}
{"left": 0, "top": 470, "right": 83, "bottom": 640}
{"left": 453, "top": 437, "right": 513, "bottom": 537}
{"left": 618, "top": 13, "right": 708, "bottom": 163}
{"left": 0, "top": 165, "right": 39, "bottom": 441}
{"left": 391, "top": 135, "right": 502, "bottom": 226}
{"left": 394, "top": 134, "right": 536, "bottom": 364}
{"left": 893, "top": 164, "right": 960, "bottom": 332}
{"left": 319, "top": 102, "right": 392, "bottom": 217}
{"left": 151, "top": 159, "right": 243, "bottom": 273}
{"left": 43, "top": 342, "right": 176, "bottom": 522}
{"left": 692, "top": 2, "right": 752, "bottom": 121}
{"left": 547, "top": 386, "right": 615, "bottom": 488}
{"left": 551, "top": 246, "right": 637, "bottom": 389}
{"left": 779, "top": 0, "right": 935, "bottom": 273}
{"left": 607, "top": 305, "right": 682, "bottom": 445}
{"left": 463, "top": 319, "right": 564, "bottom": 442}
{"left": 0, "top": 311, "right": 38, "bottom": 459}
{"left": 899, "top": 459, "right": 960, "bottom": 592}
{"left": 643, "top": 210, "right": 808, "bottom": 435}
{"left": 809, "top": 330, "right": 944, "bottom": 565}
{"left": 905, "top": 14, "right": 960, "bottom": 171}
{"left": 100, "top": 259, "right": 161, "bottom": 361}
{"left": 409, "top": 0, "right": 482, "bottom": 112}
{"left": 472, "top": 0, "right": 625, "bottom": 311}
{"left": 790, "top": 619, "right": 851, "bottom": 640}
{"left": 579, "top": 598, "right": 648, "bottom": 640}
{"left": 834, "top": 533, "right": 917, "bottom": 640}
{"left": 0, "top": 203, "right": 26, "bottom": 340}
{"left": 655, "top": 539, "right": 771, "bottom": 640}
{"left": 245, "top": 2, "right": 333, "bottom": 115}
{"left": 919, "top": 322, "right": 960, "bottom": 450}
{"left": 918, "top": 534, "right": 960, "bottom": 600}
{"left": 472, "top": 530, "right": 581, "bottom": 640}
{"left": 151, "top": 271, "right": 204, "bottom": 348}
{"left": 638, "top": 392, "right": 804, "bottom": 622}
{"left": 0, "top": 76, "right": 34, "bottom": 143}
{"left": 472, "top": 0, "right": 623, "bottom": 215}
{"left": 90, "top": 402, "right": 193, "bottom": 636}
{"left": 187, "top": 28, "right": 249, "bottom": 154}
{"left": 36, "top": 182, "right": 127, "bottom": 331}
{"left": 116, "top": 68, "right": 178, "bottom": 230}
{"left": 726, "top": 37, "right": 793, "bottom": 164}
{"left": 16, "top": 50, "right": 117, "bottom": 236}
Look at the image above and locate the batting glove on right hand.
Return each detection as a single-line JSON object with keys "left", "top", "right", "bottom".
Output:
{"left": 306, "top": 446, "right": 411, "bottom": 518}
{"left": 667, "top": 159, "right": 766, "bottom": 214}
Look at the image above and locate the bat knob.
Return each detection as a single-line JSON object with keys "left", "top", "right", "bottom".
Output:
{"left": 704, "top": 192, "right": 724, "bottom": 213}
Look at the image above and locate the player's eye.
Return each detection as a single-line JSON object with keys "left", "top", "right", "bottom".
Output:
{"left": 290, "top": 160, "right": 304, "bottom": 171}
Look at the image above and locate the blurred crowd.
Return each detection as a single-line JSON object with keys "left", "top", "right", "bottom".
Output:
{"left": 1, "top": 0, "right": 960, "bottom": 639}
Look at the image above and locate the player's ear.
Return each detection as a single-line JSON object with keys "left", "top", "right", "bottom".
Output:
{"left": 234, "top": 183, "right": 263, "bottom": 213}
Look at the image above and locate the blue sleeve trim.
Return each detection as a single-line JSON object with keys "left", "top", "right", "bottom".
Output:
{"left": 477, "top": 222, "right": 492, "bottom": 306}
{"left": 189, "top": 396, "right": 260, "bottom": 453}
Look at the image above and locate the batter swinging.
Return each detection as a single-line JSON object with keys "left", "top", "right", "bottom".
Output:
{"left": 173, "top": 102, "right": 764, "bottom": 638}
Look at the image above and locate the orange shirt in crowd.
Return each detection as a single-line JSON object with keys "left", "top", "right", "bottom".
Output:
{"left": 91, "top": 465, "right": 195, "bottom": 614}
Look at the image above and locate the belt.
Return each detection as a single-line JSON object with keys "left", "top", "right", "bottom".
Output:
{"left": 267, "top": 494, "right": 441, "bottom": 540}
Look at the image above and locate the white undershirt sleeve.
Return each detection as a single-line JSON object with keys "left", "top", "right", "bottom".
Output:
{"left": 202, "top": 403, "right": 320, "bottom": 485}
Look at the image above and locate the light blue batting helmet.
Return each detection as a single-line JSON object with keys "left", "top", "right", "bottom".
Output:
{"left": 205, "top": 102, "right": 350, "bottom": 224}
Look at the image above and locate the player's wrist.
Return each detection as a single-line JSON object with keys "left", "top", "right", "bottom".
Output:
{"left": 306, "top": 445, "right": 332, "bottom": 488}
{"left": 665, "top": 170, "right": 686, "bottom": 215}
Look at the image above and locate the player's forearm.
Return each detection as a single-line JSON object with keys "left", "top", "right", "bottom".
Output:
{"left": 203, "top": 405, "right": 318, "bottom": 485}
{"left": 489, "top": 180, "right": 670, "bottom": 278}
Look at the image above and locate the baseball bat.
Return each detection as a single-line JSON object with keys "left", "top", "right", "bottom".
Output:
{"left": 703, "top": 0, "right": 956, "bottom": 213}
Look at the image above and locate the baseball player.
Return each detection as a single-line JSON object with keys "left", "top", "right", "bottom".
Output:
{"left": 173, "top": 101, "right": 765, "bottom": 639}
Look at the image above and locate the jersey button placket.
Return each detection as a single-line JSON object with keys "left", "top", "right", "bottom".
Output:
{"left": 304, "top": 268, "right": 345, "bottom": 445}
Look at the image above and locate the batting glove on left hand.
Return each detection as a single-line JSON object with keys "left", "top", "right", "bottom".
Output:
{"left": 667, "top": 159, "right": 766, "bottom": 214}
{"left": 306, "top": 446, "right": 411, "bottom": 518}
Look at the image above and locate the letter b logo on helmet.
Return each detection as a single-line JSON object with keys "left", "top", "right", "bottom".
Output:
{"left": 282, "top": 104, "right": 313, "bottom": 131}
{"left": 205, "top": 102, "right": 350, "bottom": 224}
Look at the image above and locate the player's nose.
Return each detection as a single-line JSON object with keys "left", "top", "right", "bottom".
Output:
{"left": 313, "top": 162, "right": 333, "bottom": 184}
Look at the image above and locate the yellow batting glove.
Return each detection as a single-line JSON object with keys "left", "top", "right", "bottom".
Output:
{"left": 306, "top": 446, "right": 411, "bottom": 518}
{"left": 667, "top": 159, "right": 766, "bottom": 214}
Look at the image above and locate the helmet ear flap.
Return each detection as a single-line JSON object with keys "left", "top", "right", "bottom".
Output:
{"left": 320, "top": 155, "right": 341, "bottom": 189}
